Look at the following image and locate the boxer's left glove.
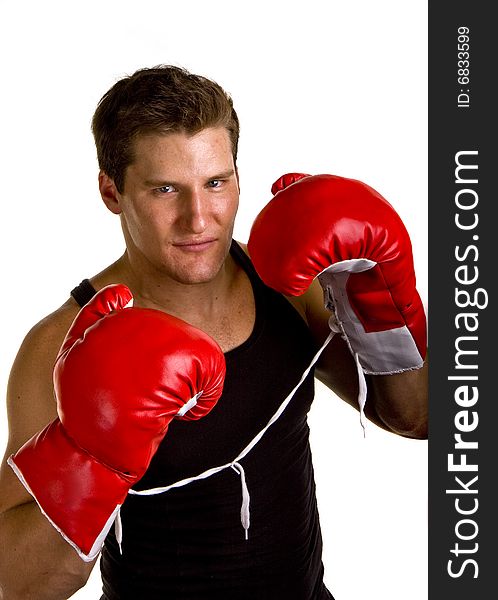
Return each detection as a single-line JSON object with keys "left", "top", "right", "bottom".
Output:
{"left": 8, "top": 284, "right": 226, "bottom": 561}
{"left": 248, "top": 173, "right": 427, "bottom": 376}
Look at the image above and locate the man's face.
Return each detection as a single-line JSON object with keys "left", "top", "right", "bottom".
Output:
{"left": 114, "top": 127, "right": 239, "bottom": 285}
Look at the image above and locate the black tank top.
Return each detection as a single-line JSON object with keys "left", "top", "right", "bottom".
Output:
{"left": 71, "top": 241, "right": 334, "bottom": 600}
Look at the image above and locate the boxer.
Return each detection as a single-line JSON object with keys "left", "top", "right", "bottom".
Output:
{"left": 0, "top": 66, "right": 427, "bottom": 600}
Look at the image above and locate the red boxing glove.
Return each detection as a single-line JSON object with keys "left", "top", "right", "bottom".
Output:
{"left": 248, "top": 173, "right": 427, "bottom": 375}
{"left": 8, "top": 284, "right": 226, "bottom": 560}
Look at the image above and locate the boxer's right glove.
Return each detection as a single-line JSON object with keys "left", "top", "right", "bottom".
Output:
{"left": 8, "top": 284, "right": 226, "bottom": 561}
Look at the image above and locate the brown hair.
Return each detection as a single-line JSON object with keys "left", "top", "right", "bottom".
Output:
{"left": 91, "top": 65, "right": 240, "bottom": 192}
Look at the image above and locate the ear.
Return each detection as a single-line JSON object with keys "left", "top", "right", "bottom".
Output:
{"left": 99, "top": 171, "right": 122, "bottom": 215}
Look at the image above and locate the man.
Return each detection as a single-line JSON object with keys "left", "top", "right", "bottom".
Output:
{"left": 0, "top": 65, "right": 427, "bottom": 599}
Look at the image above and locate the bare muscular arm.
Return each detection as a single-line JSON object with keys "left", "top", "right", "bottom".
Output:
{"left": 300, "top": 279, "right": 428, "bottom": 439}
{"left": 240, "top": 241, "right": 428, "bottom": 439}
{"left": 0, "top": 302, "right": 96, "bottom": 600}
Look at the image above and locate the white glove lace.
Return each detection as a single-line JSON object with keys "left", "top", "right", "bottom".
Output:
{"left": 118, "top": 330, "right": 336, "bottom": 553}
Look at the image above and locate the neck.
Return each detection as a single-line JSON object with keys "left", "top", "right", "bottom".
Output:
{"left": 112, "top": 248, "right": 237, "bottom": 323}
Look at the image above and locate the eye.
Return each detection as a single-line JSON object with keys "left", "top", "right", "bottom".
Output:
{"left": 207, "top": 179, "right": 223, "bottom": 188}
{"left": 155, "top": 184, "right": 176, "bottom": 194}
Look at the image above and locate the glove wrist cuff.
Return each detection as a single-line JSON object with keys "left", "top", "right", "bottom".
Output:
{"left": 318, "top": 267, "right": 426, "bottom": 375}
{"left": 8, "top": 420, "right": 131, "bottom": 561}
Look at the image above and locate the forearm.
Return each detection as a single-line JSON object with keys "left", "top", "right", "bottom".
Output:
{"left": 0, "top": 501, "right": 94, "bottom": 600}
{"left": 315, "top": 338, "right": 428, "bottom": 439}
{"left": 368, "top": 358, "right": 428, "bottom": 439}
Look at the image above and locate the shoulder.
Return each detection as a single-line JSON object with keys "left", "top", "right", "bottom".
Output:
{"left": 240, "top": 239, "right": 311, "bottom": 326}
{"left": 4, "top": 299, "right": 82, "bottom": 449}
{"left": 7, "top": 260, "right": 115, "bottom": 407}
{"left": 20, "top": 299, "right": 82, "bottom": 355}
{"left": 0, "top": 297, "right": 85, "bottom": 509}
{"left": 9, "top": 297, "right": 82, "bottom": 375}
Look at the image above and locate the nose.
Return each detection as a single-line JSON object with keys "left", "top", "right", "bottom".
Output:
{"left": 181, "top": 189, "right": 208, "bottom": 233}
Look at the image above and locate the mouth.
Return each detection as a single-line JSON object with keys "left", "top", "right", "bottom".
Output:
{"left": 172, "top": 238, "right": 217, "bottom": 252}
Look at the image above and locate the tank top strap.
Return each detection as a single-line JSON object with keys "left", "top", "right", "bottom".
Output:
{"left": 229, "top": 240, "right": 263, "bottom": 288}
{"left": 71, "top": 279, "right": 98, "bottom": 307}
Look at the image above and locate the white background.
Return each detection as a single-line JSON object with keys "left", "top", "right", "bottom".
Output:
{"left": 0, "top": 1, "right": 428, "bottom": 599}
